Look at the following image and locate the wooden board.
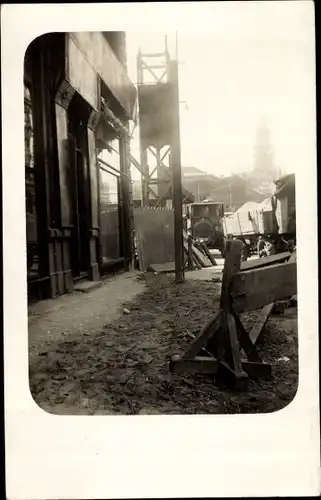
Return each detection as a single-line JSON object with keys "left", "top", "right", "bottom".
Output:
{"left": 184, "top": 243, "right": 202, "bottom": 269}
{"left": 192, "top": 245, "right": 213, "bottom": 267}
{"left": 200, "top": 240, "right": 217, "bottom": 266}
{"left": 240, "top": 252, "right": 291, "bottom": 271}
{"left": 182, "top": 230, "right": 213, "bottom": 268}
{"left": 182, "top": 310, "right": 222, "bottom": 359}
{"left": 147, "top": 262, "right": 175, "bottom": 273}
{"left": 170, "top": 356, "right": 219, "bottom": 375}
{"left": 249, "top": 303, "right": 274, "bottom": 344}
{"left": 231, "top": 261, "right": 297, "bottom": 312}
{"left": 171, "top": 357, "right": 271, "bottom": 381}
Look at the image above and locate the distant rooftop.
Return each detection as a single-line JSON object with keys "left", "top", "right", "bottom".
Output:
{"left": 182, "top": 166, "right": 209, "bottom": 177}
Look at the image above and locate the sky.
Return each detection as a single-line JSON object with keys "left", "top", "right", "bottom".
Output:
{"left": 125, "top": 1, "right": 315, "bottom": 180}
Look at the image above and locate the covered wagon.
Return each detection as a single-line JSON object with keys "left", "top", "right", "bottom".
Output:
{"left": 222, "top": 173, "right": 296, "bottom": 258}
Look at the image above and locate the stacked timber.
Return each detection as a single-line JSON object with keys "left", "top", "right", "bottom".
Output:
{"left": 183, "top": 230, "right": 216, "bottom": 270}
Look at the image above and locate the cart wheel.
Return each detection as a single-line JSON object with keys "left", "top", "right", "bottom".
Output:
{"left": 257, "top": 237, "right": 275, "bottom": 258}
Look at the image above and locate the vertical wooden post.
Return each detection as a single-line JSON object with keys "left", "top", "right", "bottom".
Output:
{"left": 140, "top": 147, "right": 149, "bottom": 207}
{"left": 170, "top": 60, "right": 184, "bottom": 284}
{"left": 219, "top": 239, "right": 248, "bottom": 387}
{"left": 220, "top": 239, "right": 243, "bottom": 309}
{"left": 187, "top": 234, "right": 193, "bottom": 270}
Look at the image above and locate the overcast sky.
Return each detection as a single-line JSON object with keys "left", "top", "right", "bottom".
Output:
{"left": 125, "top": 1, "right": 315, "bottom": 180}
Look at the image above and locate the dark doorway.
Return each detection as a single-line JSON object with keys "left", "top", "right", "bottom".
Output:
{"left": 72, "top": 146, "right": 90, "bottom": 278}
{"left": 68, "top": 93, "right": 91, "bottom": 280}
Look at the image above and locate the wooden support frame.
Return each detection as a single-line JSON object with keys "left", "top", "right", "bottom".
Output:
{"left": 137, "top": 42, "right": 172, "bottom": 208}
{"left": 170, "top": 240, "right": 296, "bottom": 390}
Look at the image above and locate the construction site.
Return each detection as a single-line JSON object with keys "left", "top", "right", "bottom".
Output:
{"left": 27, "top": 32, "right": 298, "bottom": 415}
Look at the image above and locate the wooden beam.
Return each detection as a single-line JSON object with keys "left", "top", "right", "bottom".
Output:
{"left": 240, "top": 252, "right": 291, "bottom": 271}
{"left": 220, "top": 239, "right": 243, "bottom": 309}
{"left": 170, "top": 357, "right": 271, "bottom": 381}
{"left": 170, "top": 355, "right": 219, "bottom": 375}
{"left": 225, "top": 312, "right": 247, "bottom": 378}
{"left": 249, "top": 303, "right": 274, "bottom": 344}
{"left": 231, "top": 261, "right": 297, "bottom": 313}
{"left": 182, "top": 310, "right": 222, "bottom": 359}
{"left": 130, "top": 154, "right": 159, "bottom": 200}
{"left": 192, "top": 244, "right": 212, "bottom": 267}
{"left": 184, "top": 243, "right": 202, "bottom": 269}
{"left": 199, "top": 240, "right": 217, "bottom": 266}
{"left": 170, "top": 60, "right": 184, "bottom": 284}
{"left": 233, "top": 313, "right": 262, "bottom": 362}
{"left": 242, "top": 361, "right": 272, "bottom": 380}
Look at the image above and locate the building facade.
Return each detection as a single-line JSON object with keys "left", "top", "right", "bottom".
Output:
{"left": 25, "top": 32, "right": 137, "bottom": 302}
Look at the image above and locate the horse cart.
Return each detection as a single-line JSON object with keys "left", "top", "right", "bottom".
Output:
{"left": 222, "top": 173, "right": 296, "bottom": 260}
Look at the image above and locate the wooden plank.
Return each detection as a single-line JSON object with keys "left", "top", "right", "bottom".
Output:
{"left": 192, "top": 245, "right": 213, "bottom": 267}
{"left": 183, "top": 229, "right": 212, "bottom": 267}
{"left": 182, "top": 310, "right": 222, "bottom": 359}
{"left": 194, "top": 239, "right": 206, "bottom": 256}
{"left": 192, "top": 254, "right": 203, "bottom": 270}
{"left": 231, "top": 261, "right": 297, "bottom": 313}
{"left": 170, "top": 355, "right": 219, "bottom": 375}
{"left": 170, "top": 61, "right": 185, "bottom": 284}
{"left": 225, "top": 311, "right": 246, "bottom": 376}
{"left": 200, "top": 240, "right": 217, "bottom": 266}
{"left": 147, "top": 262, "right": 175, "bottom": 273}
{"left": 249, "top": 303, "right": 274, "bottom": 344}
{"left": 242, "top": 361, "right": 272, "bottom": 380}
{"left": 184, "top": 243, "right": 202, "bottom": 269}
{"left": 170, "top": 357, "right": 271, "bottom": 382}
{"left": 240, "top": 252, "right": 291, "bottom": 271}
{"left": 234, "top": 313, "right": 262, "bottom": 362}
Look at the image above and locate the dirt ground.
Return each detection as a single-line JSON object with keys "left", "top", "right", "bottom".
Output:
{"left": 29, "top": 273, "right": 298, "bottom": 415}
{"left": 28, "top": 271, "right": 145, "bottom": 364}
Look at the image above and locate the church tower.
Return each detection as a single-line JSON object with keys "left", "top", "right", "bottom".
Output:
{"left": 253, "top": 119, "right": 277, "bottom": 180}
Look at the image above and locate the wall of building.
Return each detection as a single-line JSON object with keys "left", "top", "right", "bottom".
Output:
{"left": 25, "top": 32, "right": 136, "bottom": 302}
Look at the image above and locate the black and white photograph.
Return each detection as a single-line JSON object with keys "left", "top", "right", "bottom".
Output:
{"left": 26, "top": 28, "right": 298, "bottom": 416}
{"left": 3, "top": 1, "right": 319, "bottom": 498}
